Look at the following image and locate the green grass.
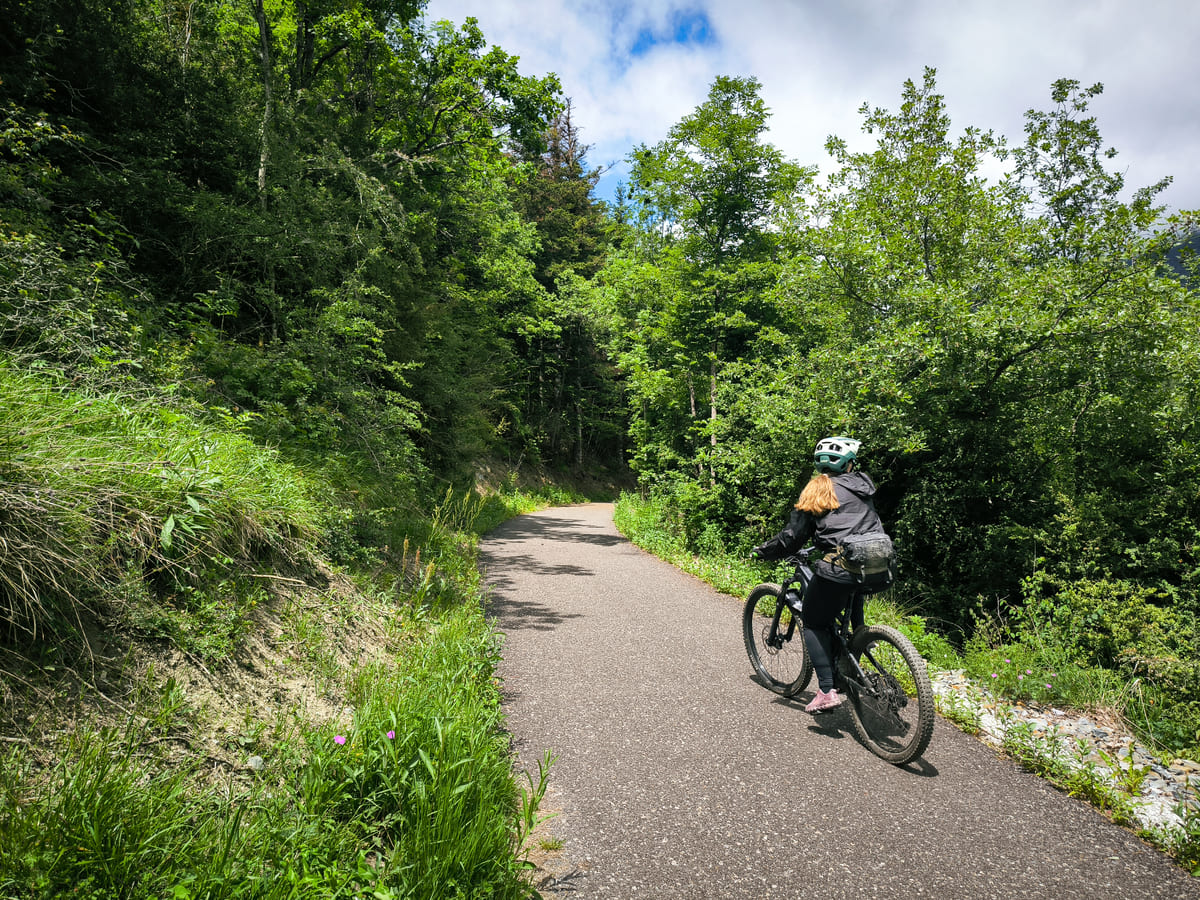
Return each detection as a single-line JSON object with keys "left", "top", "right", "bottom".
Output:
{"left": 0, "top": 365, "right": 555, "bottom": 898}
{"left": 0, "top": 602, "right": 548, "bottom": 899}
{"left": 998, "top": 717, "right": 1145, "bottom": 829}
{"left": 0, "top": 363, "right": 318, "bottom": 650}
{"left": 958, "top": 610, "right": 1200, "bottom": 760}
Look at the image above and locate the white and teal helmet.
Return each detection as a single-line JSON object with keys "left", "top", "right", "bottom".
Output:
{"left": 814, "top": 436, "right": 861, "bottom": 473}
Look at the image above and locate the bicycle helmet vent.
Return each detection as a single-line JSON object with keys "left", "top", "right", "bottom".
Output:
{"left": 814, "top": 436, "right": 861, "bottom": 473}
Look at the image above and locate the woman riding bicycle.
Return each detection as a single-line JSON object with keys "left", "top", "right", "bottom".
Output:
{"left": 751, "top": 437, "right": 886, "bottom": 714}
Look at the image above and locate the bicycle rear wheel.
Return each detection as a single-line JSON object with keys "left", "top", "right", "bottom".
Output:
{"left": 742, "top": 584, "right": 813, "bottom": 696}
{"left": 841, "top": 624, "right": 934, "bottom": 765}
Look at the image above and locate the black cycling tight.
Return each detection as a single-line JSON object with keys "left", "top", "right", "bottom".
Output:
{"left": 801, "top": 574, "right": 856, "bottom": 692}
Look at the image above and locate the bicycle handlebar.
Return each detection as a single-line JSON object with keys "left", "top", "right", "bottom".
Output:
{"left": 783, "top": 547, "right": 818, "bottom": 565}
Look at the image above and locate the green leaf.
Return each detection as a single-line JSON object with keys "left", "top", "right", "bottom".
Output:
{"left": 418, "top": 748, "right": 436, "bottom": 779}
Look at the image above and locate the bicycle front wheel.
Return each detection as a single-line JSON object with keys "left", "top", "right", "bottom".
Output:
{"left": 742, "top": 584, "right": 813, "bottom": 696}
{"left": 841, "top": 624, "right": 934, "bottom": 765}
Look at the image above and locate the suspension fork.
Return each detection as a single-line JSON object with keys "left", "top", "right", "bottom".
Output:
{"left": 768, "top": 566, "right": 810, "bottom": 648}
{"left": 767, "top": 584, "right": 798, "bottom": 648}
{"left": 767, "top": 606, "right": 789, "bottom": 648}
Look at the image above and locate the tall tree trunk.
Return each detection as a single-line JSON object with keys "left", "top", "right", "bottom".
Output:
{"left": 707, "top": 286, "right": 723, "bottom": 489}
{"left": 709, "top": 350, "right": 717, "bottom": 488}
{"left": 251, "top": 0, "right": 279, "bottom": 339}
{"left": 575, "top": 394, "right": 584, "bottom": 470}
{"left": 688, "top": 373, "right": 703, "bottom": 480}
{"left": 294, "top": 1, "right": 315, "bottom": 93}
{"left": 251, "top": 0, "right": 272, "bottom": 204}
{"left": 162, "top": 0, "right": 196, "bottom": 70}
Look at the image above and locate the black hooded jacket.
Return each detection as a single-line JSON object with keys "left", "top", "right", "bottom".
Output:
{"left": 752, "top": 471, "right": 885, "bottom": 583}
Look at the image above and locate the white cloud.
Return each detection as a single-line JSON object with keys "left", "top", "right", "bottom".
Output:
{"left": 424, "top": 0, "right": 1200, "bottom": 213}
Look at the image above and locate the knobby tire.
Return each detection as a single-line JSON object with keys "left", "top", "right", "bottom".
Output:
{"left": 841, "top": 624, "right": 934, "bottom": 765}
{"left": 742, "top": 584, "right": 813, "bottom": 696}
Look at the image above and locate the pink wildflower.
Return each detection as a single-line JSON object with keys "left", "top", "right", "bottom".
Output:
{"left": 334, "top": 735, "right": 346, "bottom": 745}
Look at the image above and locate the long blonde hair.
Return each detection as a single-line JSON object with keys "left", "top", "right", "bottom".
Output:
{"left": 794, "top": 473, "right": 840, "bottom": 515}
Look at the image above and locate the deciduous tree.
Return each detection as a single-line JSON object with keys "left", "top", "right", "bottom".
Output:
{"left": 615, "top": 76, "right": 808, "bottom": 491}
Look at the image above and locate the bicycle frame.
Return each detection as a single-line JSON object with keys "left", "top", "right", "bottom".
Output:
{"left": 778, "top": 554, "right": 877, "bottom": 699}
{"left": 747, "top": 550, "right": 935, "bottom": 763}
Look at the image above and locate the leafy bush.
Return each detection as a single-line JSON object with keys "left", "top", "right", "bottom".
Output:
{"left": 959, "top": 579, "right": 1200, "bottom": 755}
{"left": 864, "top": 597, "right": 962, "bottom": 670}
{"left": 0, "top": 232, "right": 144, "bottom": 374}
{"left": 1021, "top": 575, "right": 1176, "bottom": 668}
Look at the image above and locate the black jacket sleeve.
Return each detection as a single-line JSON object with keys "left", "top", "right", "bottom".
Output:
{"left": 752, "top": 508, "right": 817, "bottom": 561}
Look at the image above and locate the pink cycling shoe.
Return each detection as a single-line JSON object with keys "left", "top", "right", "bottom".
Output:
{"left": 805, "top": 688, "right": 842, "bottom": 713}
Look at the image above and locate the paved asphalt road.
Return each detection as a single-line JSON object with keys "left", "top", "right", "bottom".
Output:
{"left": 479, "top": 504, "right": 1200, "bottom": 899}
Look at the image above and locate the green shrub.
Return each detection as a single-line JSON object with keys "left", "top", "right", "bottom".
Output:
{"left": 864, "top": 599, "right": 962, "bottom": 670}
{"left": 1022, "top": 575, "right": 1179, "bottom": 668}
{"left": 959, "top": 579, "right": 1200, "bottom": 756}
{"left": 0, "top": 231, "right": 143, "bottom": 375}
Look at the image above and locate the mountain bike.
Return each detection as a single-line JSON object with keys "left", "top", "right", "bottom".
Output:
{"left": 742, "top": 549, "right": 935, "bottom": 765}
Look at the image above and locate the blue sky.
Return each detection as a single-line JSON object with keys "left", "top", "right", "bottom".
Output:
{"left": 630, "top": 8, "right": 716, "bottom": 57}
{"left": 424, "top": 0, "right": 1200, "bottom": 214}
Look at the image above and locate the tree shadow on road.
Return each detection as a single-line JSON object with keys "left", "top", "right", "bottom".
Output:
{"left": 485, "top": 591, "right": 585, "bottom": 631}
{"left": 481, "top": 552, "right": 596, "bottom": 580}
{"left": 479, "top": 516, "right": 612, "bottom": 630}
{"left": 484, "top": 513, "right": 627, "bottom": 547}
{"left": 477, "top": 549, "right": 597, "bottom": 634}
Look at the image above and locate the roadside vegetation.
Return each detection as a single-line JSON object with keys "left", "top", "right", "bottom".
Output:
{"left": 0, "top": 362, "right": 593, "bottom": 897}
{"left": 1, "top": 601, "right": 551, "bottom": 899}
{"left": 3, "top": 0, "right": 1198, "bottom": 890}
{"left": 2, "top": 2, "right": 617, "bottom": 894}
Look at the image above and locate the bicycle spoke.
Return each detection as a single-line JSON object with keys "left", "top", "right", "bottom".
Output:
{"left": 743, "top": 585, "right": 813, "bottom": 696}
